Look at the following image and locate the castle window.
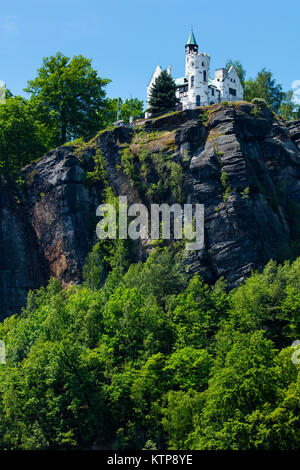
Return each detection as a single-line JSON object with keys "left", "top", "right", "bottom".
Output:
{"left": 196, "top": 95, "right": 201, "bottom": 106}
{"left": 202, "top": 62, "right": 204, "bottom": 66}
{"left": 229, "top": 88, "right": 237, "bottom": 96}
{"left": 191, "top": 76, "right": 194, "bottom": 88}
{"left": 203, "top": 70, "right": 207, "bottom": 82}
{"left": 212, "top": 88, "right": 215, "bottom": 96}
{"left": 191, "top": 62, "right": 194, "bottom": 67}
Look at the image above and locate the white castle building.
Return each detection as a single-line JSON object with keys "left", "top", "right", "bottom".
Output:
{"left": 147, "top": 31, "right": 244, "bottom": 113}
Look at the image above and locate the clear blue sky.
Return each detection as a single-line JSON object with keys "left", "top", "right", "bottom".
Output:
{"left": 0, "top": 0, "right": 299, "bottom": 106}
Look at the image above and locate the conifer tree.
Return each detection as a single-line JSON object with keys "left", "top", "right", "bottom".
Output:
{"left": 148, "top": 70, "right": 180, "bottom": 116}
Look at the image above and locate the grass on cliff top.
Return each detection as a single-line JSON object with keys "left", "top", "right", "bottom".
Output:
{"left": 62, "top": 101, "right": 257, "bottom": 163}
{"left": 129, "top": 130, "right": 176, "bottom": 155}
{"left": 63, "top": 101, "right": 251, "bottom": 149}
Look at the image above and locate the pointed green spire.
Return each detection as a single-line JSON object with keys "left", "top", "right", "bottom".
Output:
{"left": 186, "top": 31, "right": 198, "bottom": 46}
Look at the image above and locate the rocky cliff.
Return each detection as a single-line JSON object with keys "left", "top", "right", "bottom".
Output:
{"left": 1, "top": 102, "right": 300, "bottom": 318}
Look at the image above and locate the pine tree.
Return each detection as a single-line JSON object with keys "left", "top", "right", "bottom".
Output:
{"left": 148, "top": 70, "right": 180, "bottom": 116}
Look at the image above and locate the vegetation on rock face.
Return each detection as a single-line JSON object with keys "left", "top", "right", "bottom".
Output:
{"left": 0, "top": 249, "right": 299, "bottom": 450}
{"left": 121, "top": 130, "right": 184, "bottom": 203}
{"left": 251, "top": 97, "right": 268, "bottom": 107}
{"left": 1, "top": 52, "right": 300, "bottom": 179}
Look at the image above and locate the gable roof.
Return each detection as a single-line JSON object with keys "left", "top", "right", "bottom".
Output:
{"left": 147, "top": 65, "right": 163, "bottom": 88}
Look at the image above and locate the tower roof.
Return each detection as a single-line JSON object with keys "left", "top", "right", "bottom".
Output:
{"left": 186, "top": 31, "right": 198, "bottom": 46}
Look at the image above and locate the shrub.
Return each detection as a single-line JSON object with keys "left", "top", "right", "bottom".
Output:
{"left": 251, "top": 98, "right": 268, "bottom": 107}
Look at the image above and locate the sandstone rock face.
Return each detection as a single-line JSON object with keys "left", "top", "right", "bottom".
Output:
{"left": 21, "top": 146, "right": 101, "bottom": 287}
{"left": 186, "top": 104, "right": 300, "bottom": 286}
{"left": 0, "top": 179, "right": 47, "bottom": 319}
{"left": 1, "top": 103, "right": 300, "bottom": 317}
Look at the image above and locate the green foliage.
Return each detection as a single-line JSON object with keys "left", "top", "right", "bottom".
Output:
{"left": 83, "top": 243, "right": 105, "bottom": 290}
{"left": 106, "top": 98, "right": 144, "bottom": 124}
{"left": 244, "top": 69, "right": 285, "bottom": 113}
{"left": 0, "top": 246, "right": 300, "bottom": 450}
{"left": 198, "top": 110, "right": 209, "bottom": 124}
{"left": 123, "top": 248, "right": 187, "bottom": 306}
{"left": 278, "top": 90, "right": 300, "bottom": 121}
{"left": 1, "top": 53, "right": 300, "bottom": 451}
{"left": 25, "top": 52, "right": 111, "bottom": 146}
{"left": 251, "top": 97, "right": 268, "bottom": 107}
{"left": 168, "top": 275, "right": 228, "bottom": 350}
{"left": 228, "top": 258, "right": 300, "bottom": 346}
{"left": 148, "top": 70, "right": 180, "bottom": 116}
{"left": 0, "top": 96, "right": 46, "bottom": 176}
{"left": 121, "top": 142, "right": 184, "bottom": 203}
{"left": 225, "top": 59, "right": 246, "bottom": 85}
{"left": 161, "top": 390, "right": 204, "bottom": 449}
{"left": 221, "top": 171, "right": 231, "bottom": 202}
{"left": 86, "top": 149, "right": 107, "bottom": 184}
{"left": 241, "top": 186, "right": 250, "bottom": 199}
{"left": 163, "top": 347, "right": 212, "bottom": 391}
{"left": 251, "top": 104, "right": 262, "bottom": 118}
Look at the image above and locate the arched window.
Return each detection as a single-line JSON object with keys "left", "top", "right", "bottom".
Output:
{"left": 191, "top": 76, "right": 194, "bottom": 88}
{"left": 196, "top": 95, "right": 201, "bottom": 106}
{"left": 203, "top": 70, "right": 207, "bottom": 82}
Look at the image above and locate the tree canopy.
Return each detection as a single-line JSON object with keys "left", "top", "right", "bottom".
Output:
{"left": 243, "top": 68, "right": 285, "bottom": 113}
{"left": 226, "top": 60, "right": 300, "bottom": 119}
{"left": 0, "top": 249, "right": 299, "bottom": 450}
{"left": 0, "top": 53, "right": 145, "bottom": 178}
{"left": 24, "top": 52, "right": 111, "bottom": 146}
{"left": 105, "top": 97, "right": 144, "bottom": 125}
{"left": 0, "top": 96, "right": 46, "bottom": 175}
{"left": 148, "top": 70, "right": 180, "bottom": 116}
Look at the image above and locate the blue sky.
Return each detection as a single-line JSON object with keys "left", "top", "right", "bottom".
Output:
{"left": 0, "top": 0, "right": 299, "bottom": 106}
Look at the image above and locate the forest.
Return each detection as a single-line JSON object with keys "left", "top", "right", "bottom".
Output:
{"left": 0, "top": 246, "right": 299, "bottom": 450}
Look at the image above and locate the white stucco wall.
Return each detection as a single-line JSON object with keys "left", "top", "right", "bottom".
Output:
{"left": 211, "top": 66, "right": 243, "bottom": 101}
{"left": 185, "top": 51, "right": 210, "bottom": 106}
{"left": 147, "top": 65, "right": 163, "bottom": 108}
{"left": 222, "top": 66, "right": 244, "bottom": 100}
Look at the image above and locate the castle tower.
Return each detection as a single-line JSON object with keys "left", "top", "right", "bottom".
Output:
{"left": 185, "top": 32, "right": 210, "bottom": 107}
{"left": 185, "top": 31, "right": 198, "bottom": 56}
